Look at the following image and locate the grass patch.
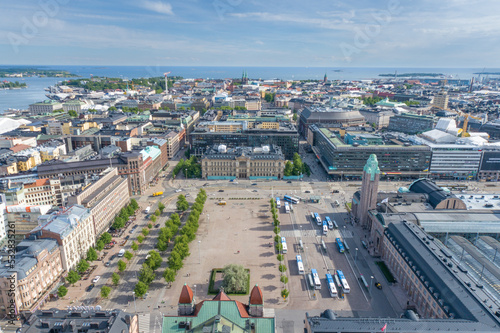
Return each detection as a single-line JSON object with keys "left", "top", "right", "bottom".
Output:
{"left": 208, "top": 268, "right": 250, "bottom": 295}
{"left": 376, "top": 261, "right": 396, "bottom": 283}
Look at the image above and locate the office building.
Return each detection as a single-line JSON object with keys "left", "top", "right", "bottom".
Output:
{"left": 28, "top": 205, "right": 95, "bottom": 271}
{"left": 5, "top": 204, "right": 52, "bottom": 243}
{"left": 387, "top": 113, "right": 435, "bottom": 134}
{"left": 0, "top": 238, "right": 63, "bottom": 316}
{"left": 310, "top": 126, "right": 431, "bottom": 179}
{"left": 299, "top": 105, "right": 366, "bottom": 136}
{"left": 191, "top": 122, "right": 299, "bottom": 159}
{"left": 432, "top": 91, "right": 449, "bottom": 111}
{"left": 19, "top": 309, "right": 138, "bottom": 333}
{"left": 28, "top": 100, "right": 63, "bottom": 115}
{"left": 67, "top": 167, "right": 130, "bottom": 237}
{"left": 23, "top": 178, "right": 62, "bottom": 207}
{"left": 201, "top": 145, "right": 285, "bottom": 180}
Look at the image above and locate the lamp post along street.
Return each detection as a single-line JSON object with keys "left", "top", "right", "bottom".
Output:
{"left": 355, "top": 248, "right": 358, "bottom": 262}
{"left": 369, "top": 276, "right": 374, "bottom": 294}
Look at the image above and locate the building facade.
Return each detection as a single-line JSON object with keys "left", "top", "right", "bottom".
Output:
{"left": 67, "top": 168, "right": 130, "bottom": 237}
{"left": 387, "top": 113, "right": 435, "bottom": 134}
{"left": 28, "top": 205, "right": 95, "bottom": 271}
{"left": 23, "top": 178, "right": 62, "bottom": 207}
{"left": 201, "top": 145, "right": 285, "bottom": 180}
{"left": 28, "top": 100, "right": 63, "bottom": 115}
{"left": 5, "top": 205, "right": 52, "bottom": 243}
{"left": 355, "top": 155, "right": 380, "bottom": 227}
{"left": 0, "top": 239, "right": 63, "bottom": 316}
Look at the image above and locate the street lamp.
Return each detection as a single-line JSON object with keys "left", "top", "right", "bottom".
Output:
{"left": 132, "top": 291, "right": 137, "bottom": 314}
{"left": 355, "top": 248, "right": 358, "bottom": 262}
{"left": 369, "top": 276, "right": 374, "bottom": 294}
{"left": 198, "top": 241, "right": 201, "bottom": 264}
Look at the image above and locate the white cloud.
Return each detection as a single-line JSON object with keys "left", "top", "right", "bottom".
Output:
{"left": 141, "top": 1, "right": 174, "bottom": 15}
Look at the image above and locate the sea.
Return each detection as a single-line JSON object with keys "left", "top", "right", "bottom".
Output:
{"left": 1, "top": 65, "right": 499, "bottom": 113}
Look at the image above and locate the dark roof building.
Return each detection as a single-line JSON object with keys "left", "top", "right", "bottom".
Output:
{"left": 299, "top": 105, "right": 366, "bottom": 136}
{"left": 408, "top": 179, "right": 466, "bottom": 209}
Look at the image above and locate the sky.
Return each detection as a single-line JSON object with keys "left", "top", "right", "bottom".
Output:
{"left": 1, "top": 0, "right": 500, "bottom": 67}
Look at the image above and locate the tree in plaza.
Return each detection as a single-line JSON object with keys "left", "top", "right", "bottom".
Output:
{"left": 280, "top": 275, "right": 288, "bottom": 284}
{"left": 283, "top": 161, "right": 293, "bottom": 176}
{"left": 168, "top": 251, "right": 184, "bottom": 271}
{"left": 274, "top": 235, "right": 280, "bottom": 243}
{"left": 176, "top": 195, "right": 189, "bottom": 211}
{"left": 100, "top": 232, "right": 112, "bottom": 245}
{"left": 154, "top": 209, "right": 161, "bottom": 216}
{"left": 148, "top": 223, "right": 153, "bottom": 229}
{"left": 273, "top": 226, "right": 280, "bottom": 235}
{"left": 96, "top": 240, "right": 105, "bottom": 251}
{"left": 126, "top": 205, "right": 135, "bottom": 216}
{"left": 163, "top": 268, "right": 176, "bottom": 285}
{"left": 100, "top": 286, "right": 111, "bottom": 299}
{"left": 57, "top": 286, "right": 68, "bottom": 298}
{"left": 138, "top": 263, "right": 155, "bottom": 285}
{"left": 130, "top": 199, "right": 139, "bottom": 210}
{"left": 118, "top": 260, "right": 127, "bottom": 272}
{"left": 292, "top": 153, "right": 303, "bottom": 176}
{"left": 277, "top": 254, "right": 284, "bottom": 261}
{"left": 66, "top": 270, "right": 81, "bottom": 285}
{"left": 77, "top": 260, "right": 90, "bottom": 274}
{"left": 222, "top": 264, "right": 249, "bottom": 294}
{"left": 112, "top": 273, "right": 120, "bottom": 286}
{"left": 275, "top": 243, "right": 283, "bottom": 252}
{"left": 279, "top": 264, "right": 287, "bottom": 272}
{"left": 137, "top": 235, "right": 144, "bottom": 243}
{"left": 134, "top": 281, "right": 148, "bottom": 298}
{"left": 171, "top": 213, "right": 181, "bottom": 226}
{"left": 281, "top": 289, "right": 289, "bottom": 299}
{"left": 142, "top": 228, "right": 150, "bottom": 236}
{"left": 68, "top": 110, "right": 78, "bottom": 117}
{"left": 112, "top": 216, "right": 125, "bottom": 230}
{"left": 131, "top": 241, "right": 138, "bottom": 251}
{"left": 151, "top": 215, "right": 157, "bottom": 223}
{"left": 86, "top": 247, "right": 98, "bottom": 262}
{"left": 124, "top": 251, "right": 133, "bottom": 260}
{"left": 157, "top": 239, "right": 168, "bottom": 252}
{"left": 146, "top": 250, "right": 162, "bottom": 270}
{"left": 158, "top": 202, "right": 165, "bottom": 212}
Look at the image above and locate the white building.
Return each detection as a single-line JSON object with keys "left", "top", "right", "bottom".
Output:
{"left": 29, "top": 205, "right": 95, "bottom": 271}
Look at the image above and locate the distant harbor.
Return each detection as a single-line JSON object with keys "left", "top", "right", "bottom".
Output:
{"left": 379, "top": 73, "right": 445, "bottom": 77}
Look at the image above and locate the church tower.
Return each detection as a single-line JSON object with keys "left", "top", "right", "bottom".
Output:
{"left": 358, "top": 154, "right": 380, "bottom": 227}
{"left": 178, "top": 283, "right": 195, "bottom": 315}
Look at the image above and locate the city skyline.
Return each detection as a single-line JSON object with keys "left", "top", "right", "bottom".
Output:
{"left": 2, "top": 0, "right": 500, "bottom": 67}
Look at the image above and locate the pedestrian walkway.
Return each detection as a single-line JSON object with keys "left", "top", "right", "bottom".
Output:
{"left": 138, "top": 313, "right": 150, "bottom": 333}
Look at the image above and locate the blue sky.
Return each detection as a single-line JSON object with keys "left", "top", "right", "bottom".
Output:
{"left": 1, "top": 0, "right": 500, "bottom": 67}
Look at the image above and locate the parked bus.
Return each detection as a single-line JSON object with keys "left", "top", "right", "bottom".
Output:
{"left": 322, "top": 221, "right": 328, "bottom": 235}
{"left": 311, "top": 269, "right": 321, "bottom": 290}
{"left": 276, "top": 197, "right": 281, "bottom": 209}
{"left": 326, "top": 273, "right": 338, "bottom": 298}
{"left": 336, "top": 238, "right": 345, "bottom": 253}
{"left": 337, "top": 270, "right": 350, "bottom": 293}
{"left": 325, "top": 216, "right": 333, "bottom": 230}
{"left": 296, "top": 255, "right": 305, "bottom": 275}
{"left": 343, "top": 240, "right": 350, "bottom": 253}
{"left": 283, "top": 195, "right": 300, "bottom": 204}
{"left": 284, "top": 202, "right": 290, "bottom": 213}
{"left": 314, "top": 213, "right": 322, "bottom": 226}
{"left": 281, "top": 237, "right": 287, "bottom": 254}
{"left": 334, "top": 273, "right": 342, "bottom": 289}
{"left": 359, "top": 274, "right": 369, "bottom": 290}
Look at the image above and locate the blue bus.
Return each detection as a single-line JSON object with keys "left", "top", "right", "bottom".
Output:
{"left": 325, "top": 216, "right": 333, "bottom": 230}
{"left": 326, "top": 273, "right": 338, "bottom": 297}
{"left": 283, "top": 195, "right": 300, "bottom": 204}
{"left": 311, "top": 269, "right": 321, "bottom": 290}
{"left": 336, "top": 270, "right": 350, "bottom": 293}
{"left": 314, "top": 213, "right": 322, "bottom": 226}
{"left": 276, "top": 197, "right": 281, "bottom": 208}
{"left": 336, "top": 238, "right": 345, "bottom": 253}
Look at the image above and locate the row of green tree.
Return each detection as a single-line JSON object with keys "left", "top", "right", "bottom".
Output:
{"left": 112, "top": 199, "right": 139, "bottom": 231}
{"left": 64, "top": 76, "right": 181, "bottom": 92}
{"left": 172, "top": 156, "right": 201, "bottom": 179}
{"left": 162, "top": 190, "right": 207, "bottom": 286}
{"left": 269, "top": 199, "right": 290, "bottom": 300}
{"left": 156, "top": 213, "right": 181, "bottom": 251}
{"left": 283, "top": 153, "right": 310, "bottom": 177}
{"left": 0, "top": 81, "right": 27, "bottom": 88}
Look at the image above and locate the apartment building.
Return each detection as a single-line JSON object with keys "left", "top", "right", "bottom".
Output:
{"left": 23, "top": 178, "right": 62, "bottom": 207}
{"left": 28, "top": 205, "right": 95, "bottom": 271}
{"left": 0, "top": 238, "right": 63, "bottom": 316}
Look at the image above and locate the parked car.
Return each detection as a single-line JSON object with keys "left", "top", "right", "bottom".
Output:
{"left": 92, "top": 276, "right": 101, "bottom": 283}
{"left": 251, "top": 183, "right": 257, "bottom": 185}
{"left": 218, "top": 189, "right": 224, "bottom": 192}
{"left": 305, "top": 190, "right": 311, "bottom": 193}
{"left": 105, "top": 262, "right": 110, "bottom": 267}
{"left": 86, "top": 284, "right": 95, "bottom": 292}
{"left": 155, "top": 224, "right": 160, "bottom": 228}
{"left": 125, "top": 235, "right": 130, "bottom": 240}
{"left": 175, "top": 189, "right": 182, "bottom": 193}
{"left": 375, "top": 282, "right": 382, "bottom": 290}
{"left": 287, "top": 180, "right": 292, "bottom": 183}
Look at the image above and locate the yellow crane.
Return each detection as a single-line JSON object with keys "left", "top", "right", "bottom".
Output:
{"left": 457, "top": 111, "right": 484, "bottom": 137}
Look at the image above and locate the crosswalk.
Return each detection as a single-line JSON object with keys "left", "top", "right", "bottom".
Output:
{"left": 281, "top": 230, "right": 339, "bottom": 238}
{"left": 138, "top": 313, "right": 150, "bottom": 333}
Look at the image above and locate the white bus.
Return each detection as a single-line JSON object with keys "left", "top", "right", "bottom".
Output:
{"left": 337, "top": 270, "right": 350, "bottom": 293}
{"left": 296, "top": 255, "right": 305, "bottom": 275}
{"left": 284, "top": 202, "right": 290, "bottom": 213}
{"left": 326, "top": 216, "right": 333, "bottom": 230}
{"left": 326, "top": 273, "right": 338, "bottom": 298}
{"left": 310, "top": 212, "right": 315, "bottom": 222}
{"left": 322, "top": 221, "right": 328, "bottom": 235}
{"left": 311, "top": 269, "right": 321, "bottom": 290}
{"left": 276, "top": 197, "right": 281, "bottom": 209}
{"left": 281, "top": 237, "right": 287, "bottom": 254}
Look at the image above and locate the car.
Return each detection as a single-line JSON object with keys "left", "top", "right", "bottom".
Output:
{"left": 110, "top": 254, "right": 116, "bottom": 260}
{"left": 86, "top": 284, "right": 95, "bottom": 292}
{"left": 175, "top": 189, "right": 182, "bottom": 193}
{"left": 186, "top": 194, "right": 190, "bottom": 197}
{"left": 287, "top": 180, "right": 292, "bottom": 183}
{"left": 252, "top": 190, "right": 258, "bottom": 192}
{"left": 125, "top": 235, "right": 130, "bottom": 240}
{"left": 218, "top": 189, "right": 224, "bottom": 192}
{"left": 305, "top": 190, "right": 311, "bottom": 193}
{"left": 105, "top": 261, "right": 110, "bottom": 267}
{"left": 155, "top": 223, "right": 160, "bottom": 228}
{"left": 251, "top": 183, "right": 257, "bottom": 186}
{"left": 92, "top": 276, "right": 101, "bottom": 283}
{"left": 203, "top": 183, "right": 209, "bottom": 186}
{"left": 375, "top": 282, "right": 382, "bottom": 290}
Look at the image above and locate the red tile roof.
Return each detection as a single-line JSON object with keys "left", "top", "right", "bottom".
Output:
{"left": 212, "top": 290, "right": 231, "bottom": 301}
{"left": 249, "top": 285, "right": 263, "bottom": 305}
{"left": 9, "top": 144, "right": 31, "bottom": 153}
{"left": 178, "top": 284, "right": 193, "bottom": 304}
{"left": 24, "top": 178, "right": 50, "bottom": 188}
{"left": 234, "top": 301, "right": 250, "bottom": 318}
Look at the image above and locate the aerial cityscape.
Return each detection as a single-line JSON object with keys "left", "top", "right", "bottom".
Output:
{"left": 1, "top": 1, "right": 500, "bottom": 333}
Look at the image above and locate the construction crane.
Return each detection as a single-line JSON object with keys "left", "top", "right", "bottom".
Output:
{"left": 164, "top": 72, "right": 171, "bottom": 94}
{"left": 457, "top": 111, "right": 485, "bottom": 137}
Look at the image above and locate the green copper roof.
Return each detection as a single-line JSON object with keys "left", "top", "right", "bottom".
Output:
{"left": 363, "top": 154, "right": 380, "bottom": 181}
